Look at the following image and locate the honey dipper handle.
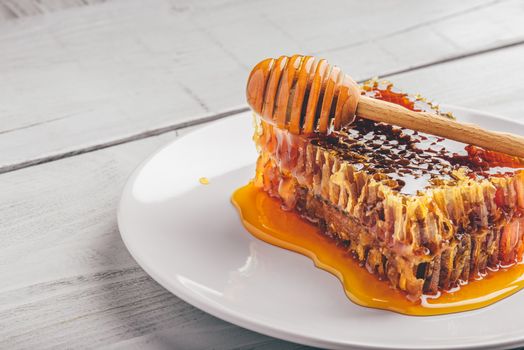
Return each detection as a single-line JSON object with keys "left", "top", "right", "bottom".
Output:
{"left": 357, "top": 95, "right": 524, "bottom": 158}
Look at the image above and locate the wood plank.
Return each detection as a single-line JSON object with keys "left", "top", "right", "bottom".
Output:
{"left": 1, "top": 0, "right": 523, "bottom": 171}
{"left": 0, "top": 127, "right": 312, "bottom": 349}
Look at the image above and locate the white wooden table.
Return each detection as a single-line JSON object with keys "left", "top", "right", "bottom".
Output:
{"left": 1, "top": 0, "right": 523, "bottom": 348}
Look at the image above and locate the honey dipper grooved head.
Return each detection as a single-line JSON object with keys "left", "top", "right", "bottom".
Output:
{"left": 246, "top": 55, "right": 361, "bottom": 135}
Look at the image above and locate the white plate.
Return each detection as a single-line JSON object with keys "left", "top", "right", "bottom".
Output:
{"left": 118, "top": 106, "right": 524, "bottom": 350}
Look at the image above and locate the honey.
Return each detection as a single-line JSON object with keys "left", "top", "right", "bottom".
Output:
{"left": 232, "top": 183, "right": 524, "bottom": 316}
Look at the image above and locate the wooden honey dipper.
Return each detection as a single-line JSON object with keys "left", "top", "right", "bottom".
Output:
{"left": 246, "top": 54, "right": 524, "bottom": 159}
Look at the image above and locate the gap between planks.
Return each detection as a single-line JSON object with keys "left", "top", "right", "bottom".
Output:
{"left": 2, "top": 39, "right": 524, "bottom": 176}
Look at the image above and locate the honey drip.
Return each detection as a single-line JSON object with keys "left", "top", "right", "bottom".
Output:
{"left": 232, "top": 183, "right": 524, "bottom": 316}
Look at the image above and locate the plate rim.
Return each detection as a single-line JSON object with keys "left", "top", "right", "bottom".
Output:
{"left": 118, "top": 105, "right": 524, "bottom": 350}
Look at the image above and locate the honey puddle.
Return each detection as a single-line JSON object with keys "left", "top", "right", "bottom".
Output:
{"left": 232, "top": 182, "right": 524, "bottom": 316}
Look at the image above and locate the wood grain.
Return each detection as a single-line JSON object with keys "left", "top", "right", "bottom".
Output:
{"left": 0, "top": 127, "right": 312, "bottom": 349}
{"left": 1, "top": 0, "right": 523, "bottom": 172}
{"left": 0, "top": 0, "right": 106, "bottom": 20}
